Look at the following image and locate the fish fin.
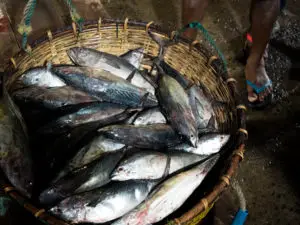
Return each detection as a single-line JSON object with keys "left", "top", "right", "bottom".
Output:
{"left": 139, "top": 92, "right": 153, "bottom": 108}
{"left": 125, "top": 107, "right": 143, "bottom": 113}
{"left": 206, "top": 115, "right": 218, "bottom": 132}
{"left": 194, "top": 96, "right": 205, "bottom": 113}
{"left": 120, "top": 48, "right": 144, "bottom": 68}
{"left": 87, "top": 193, "right": 105, "bottom": 207}
{"left": 148, "top": 31, "right": 176, "bottom": 60}
{"left": 105, "top": 59, "right": 122, "bottom": 69}
{"left": 126, "top": 69, "right": 136, "bottom": 82}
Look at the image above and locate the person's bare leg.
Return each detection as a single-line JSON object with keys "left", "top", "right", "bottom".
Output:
{"left": 246, "top": 0, "right": 280, "bottom": 103}
{"left": 182, "top": 0, "right": 209, "bottom": 39}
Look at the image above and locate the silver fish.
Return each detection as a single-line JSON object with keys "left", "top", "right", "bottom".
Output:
{"left": 12, "top": 86, "right": 97, "bottom": 110}
{"left": 157, "top": 71, "right": 198, "bottom": 147}
{"left": 112, "top": 151, "right": 209, "bottom": 181}
{"left": 37, "top": 103, "right": 139, "bottom": 135}
{"left": 52, "top": 66, "right": 158, "bottom": 108}
{"left": 0, "top": 92, "right": 33, "bottom": 198}
{"left": 54, "top": 135, "right": 126, "bottom": 182}
{"left": 111, "top": 151, "right": 168, "bottom": 181}
{"left": 98, "top": 124, "right": 182, "bottom": 149}
{"left": 39, "top": 151, "right": 124, "bottom": 206}
{"left": 133, "top": 107, "right": 166, "bottom": 125}
{"left": 49, "top": 180, "right": 157, "bottom": 224}
{"left": 67, "top": 47, "right": 155, "bottom": 94}
{"left": 112, "top": 154, "right": 219, "bottom": 225}
{"left": 14, "top": 67, "right": 66, "bottom": 89}
{"left": 173, "top": 133, "right": 230, "bottom": 155}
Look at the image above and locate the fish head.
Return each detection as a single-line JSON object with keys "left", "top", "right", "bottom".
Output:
{"left": 21, "top": 69, "right": 42, "bottom": 86}
{"left": 218, "top": 134, "right": 230, "bottom": 147}
{"left": 67, "top": 47, "right": 94, "bottom": 66}
{"left": 110, "top": 165, "right": 130, "bottom": 181}
{"left": 188, "top": 133, "right": 198, "bottom": 148}
{"left": 39, "top": 187, "right": 64, "bottom": 206}
{"left": 133, "top": 115, "right": 143, "bottom": 125}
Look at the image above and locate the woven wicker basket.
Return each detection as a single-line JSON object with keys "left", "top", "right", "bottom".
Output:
{"left": 2, "top": 18, "right": 247, "bottom": 225}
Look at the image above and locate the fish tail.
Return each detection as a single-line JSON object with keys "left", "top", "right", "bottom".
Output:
{"left": 147, "top": 30, "right": 176, "bottom": 60}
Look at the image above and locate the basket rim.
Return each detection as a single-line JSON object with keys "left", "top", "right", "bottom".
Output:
{"left": 2, "top": 18, "right": 247, "bottom": 225}
{"left": 6, "top": 18, "right": 218, "bottom": 74}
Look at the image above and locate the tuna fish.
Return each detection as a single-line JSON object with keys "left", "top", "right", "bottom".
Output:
{"left": 156, "top": 68, "right": 198, "bottom": 147}
{"left": 39, "top": 151, "right": 124, "bottom": 206}
{"left": 53, "top": 135, "right": 125, "bottom": 182}
{"left": 67, "top": 47, "right": 155, "bottom": 94}
{"left": 12, "top": 86, "right": 97, "bottom": 111}
{"left": 52, "top": 66, "right": 158, "bottom": 108}
{"left": 111, "top": 151, "right": 210, "bottom": 181}
{"left": 0, "top": 91, "right": 33, "bottom": 198}
{"left": 49, "top": 180, "right": 158, "bottom": 224}
{"left": 112, "top": 154, "right": 219, "bottom": 225}
{"left": 98, "top": 124, "right": 182, "bottom": 149}
{"left": 36, "top": 103, "right": 139, "bottom": 135}
{"left": 173, "top": 133, "right": 230, "bottom": 155}
{"left": 13, "top": 67, "right": 65, "bottom": 90}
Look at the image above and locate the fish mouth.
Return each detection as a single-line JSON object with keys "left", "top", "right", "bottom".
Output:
{"left": 110, "top": 171, "right": 120, "bottom": 181}
{"left": 188, "top": 135, "right": 198, "bottom": 148}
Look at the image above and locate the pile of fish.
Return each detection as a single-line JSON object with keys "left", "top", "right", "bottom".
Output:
{"left": 0, "top": 32, "right": 231, "bottom": 224}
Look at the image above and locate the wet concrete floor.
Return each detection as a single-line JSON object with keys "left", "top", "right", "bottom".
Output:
{"left": 0, "top": 0, "right": 300, "bottom": 224}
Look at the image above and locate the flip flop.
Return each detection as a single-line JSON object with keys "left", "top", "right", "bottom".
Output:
{"left": 246, "top": 79, "right": 273, "bottom": 109}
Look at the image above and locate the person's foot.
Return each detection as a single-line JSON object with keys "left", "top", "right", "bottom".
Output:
{"left": 245, "top": 55, "right": 273, "bottom": 108}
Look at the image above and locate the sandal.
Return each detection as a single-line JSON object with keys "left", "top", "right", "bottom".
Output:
{"left": 246, "top": 79, "right": 273, "bottom": 109}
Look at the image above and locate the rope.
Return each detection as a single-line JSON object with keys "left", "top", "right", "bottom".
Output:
{"left": 18, "top": 0, "right": 83, "bottom": 50}
{"left": 64, "top": 0, "right": 84, "bottom": 32}
{"left": 174, "top": 21, "right": 227, "bottom": 72}
{"left": 17, "top": 0, "right": 37, "bottom": 50}
{"left": 230, "top": 179, "right": 248, "bottom": 225}
{"left": 231, "top": 179, "right": 246, "bottom": 211}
